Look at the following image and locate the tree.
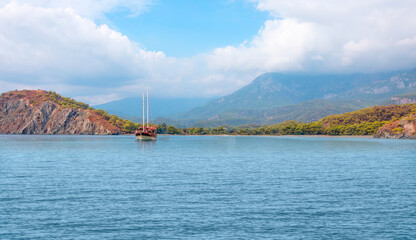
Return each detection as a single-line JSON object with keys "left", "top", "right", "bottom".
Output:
{"left": 167, "top": 126, "right": 179, "bottom": 134}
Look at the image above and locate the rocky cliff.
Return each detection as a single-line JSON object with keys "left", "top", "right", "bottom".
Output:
{"left": 374, "top": 114, "right": 416, "bottom": 139}
{"left": 0, "top": 90, "right": 121, "bottom": 135}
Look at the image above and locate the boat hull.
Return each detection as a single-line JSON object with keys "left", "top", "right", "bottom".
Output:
{"left": 136, "top": 133, "right": 157, "bottom": 141}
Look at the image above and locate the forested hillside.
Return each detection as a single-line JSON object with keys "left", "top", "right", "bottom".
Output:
{"left": 157, "top": 104, "right": 416, "bottom": 137}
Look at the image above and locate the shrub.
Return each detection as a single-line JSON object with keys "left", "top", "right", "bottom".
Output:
{"left": 392, "top": 127, "right": 403, "bottom": 134}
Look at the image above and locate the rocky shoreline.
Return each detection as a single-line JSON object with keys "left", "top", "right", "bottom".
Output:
{"left": 0, "top": 90, "right": 121, "bottom": 135}
{"left": 374, "top": 114, "right": 416, "bottom": 139}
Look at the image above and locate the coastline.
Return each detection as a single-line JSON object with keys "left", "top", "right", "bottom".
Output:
{"left": 155, "top": 134, "right": 374, "bottom": 138}
{"left": 0, "top": 133, "right": 380, "bottom": 139}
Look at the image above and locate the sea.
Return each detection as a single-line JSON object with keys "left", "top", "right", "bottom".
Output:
{"left": 0, "top": 135, "right": 415, "bottom": 239}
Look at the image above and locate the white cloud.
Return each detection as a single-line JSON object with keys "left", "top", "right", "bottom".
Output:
{"left": 207, "top": 18, "right": 318, "bottom": 72}
{"left": 0, "top": 2, "right": 164, "bottom": 90}
{"left": 241, "top": 0, "right": 416, "bottom": 72}
{"left": 0, "top": 0, "right": 151, "bottom": 19}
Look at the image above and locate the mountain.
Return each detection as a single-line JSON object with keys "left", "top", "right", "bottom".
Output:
{"left": 390, "top": 93, "right": 416, "bottom": 104}
{"left": 169, "top": 99, "right": 370, "bottom": 128}
{"left": 175, "top": 72, "right": 391, "bottom": 119}
{"left": 262, "top": 99, "right": 371, "bottom": 124}
{"left": 173, "top": 69, "right": 416, "bottom": 127}
{"left": 339, "top": 70, "right": 416, "bottom": 100}
{"left": 93, "top": 97, "right": 211, "bottom": 118}
{"left": 0, "top": 90, "right": 121, "bottom": 135}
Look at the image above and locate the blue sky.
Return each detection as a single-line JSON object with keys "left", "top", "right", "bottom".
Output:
{"left": 0, "top": 0, "right": 415, "bottom": 104}
{"left": 106, "top": 0, "right": 270, "bottom": 57}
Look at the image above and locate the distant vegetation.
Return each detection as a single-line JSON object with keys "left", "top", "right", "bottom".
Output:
{"left": 154, "top": 104, "right": 416, "bottom": 136}
{"left": 44, "top": 91, "right": 92, "bottom": 110}
{"left": 5, "top": 90, "right": 92, "bottom": 109}
{"left": 94, "top": 109, "right": 141, "bottom": 133}
{"left": 395, "top": 93, "right": 416, "bottom": 98}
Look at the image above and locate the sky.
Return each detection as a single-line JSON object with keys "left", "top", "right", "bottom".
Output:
{"left": 0, "top": 0, "right": 416, "bottom": 104}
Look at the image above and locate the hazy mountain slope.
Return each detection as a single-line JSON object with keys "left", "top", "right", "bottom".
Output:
{"left": 339, "top": 69, "right": 416, "bottom": 101}
{"left": 94, "top": 97, "right": 211, "bottom": 118}
{"left": 175, "top": 72, "right": 396, "bottom": 120}
{"left": 163, "top": 99, "right": 371, "bottom": 128}
{"left": 390, "top": 93, "right": 416, "bottom": 104}
{"left": 262, "top": 99, "right": 372, "bottom": 124}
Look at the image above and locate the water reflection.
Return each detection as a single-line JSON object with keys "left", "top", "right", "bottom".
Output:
{"left": 136, "top": 139, "right": 157, "bottom": 151}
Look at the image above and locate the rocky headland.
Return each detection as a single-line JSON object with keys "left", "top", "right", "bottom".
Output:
{"left": 374, "top": 114, "right": 416, "bottom": 139}
{"left": 0, "top": 90, "right": 121, "bottom": 135}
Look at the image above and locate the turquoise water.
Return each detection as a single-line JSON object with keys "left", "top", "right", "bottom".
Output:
{"left": 1, "top": 135, "right": 415, "bottom": 239}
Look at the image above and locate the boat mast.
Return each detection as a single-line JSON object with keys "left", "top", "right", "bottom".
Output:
{"left": 142, "top": 93, "right": 145, "bottom": 128}
{"left": 147, "top": 90, "right": 149, "bottom": 127}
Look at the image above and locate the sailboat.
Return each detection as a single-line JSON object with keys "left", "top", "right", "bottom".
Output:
{"left": 135, "top": 91, "right": 157, "bottom": 141}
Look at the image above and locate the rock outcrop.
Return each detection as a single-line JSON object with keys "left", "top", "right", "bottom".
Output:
{"left": 0, "top": 90, "right": 121, "bottom": 135}
{"left": 374, "top": 114, "right": 416, "bottom": 139}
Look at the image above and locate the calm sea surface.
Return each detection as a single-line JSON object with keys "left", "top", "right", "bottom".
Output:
{"left": 0, "top": 135, "right": 415, "bottom": 239}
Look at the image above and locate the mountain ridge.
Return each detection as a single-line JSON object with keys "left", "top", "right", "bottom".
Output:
{"left": 170, "top": 69, "right": 416, "bottom": 127}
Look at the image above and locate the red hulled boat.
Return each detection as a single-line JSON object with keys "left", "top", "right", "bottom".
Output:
{"left": 135, "top": 126, "right": 157, "bottom": 141}
{"left": 136, "top": 91, "right": 157, "bottom": 141}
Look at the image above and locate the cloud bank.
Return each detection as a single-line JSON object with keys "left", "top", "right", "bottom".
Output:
{"left": 0, "top": 0, "right": 415, "bottom": 104}
{"left": 0, "top": 0, "right": 151, "bottom": 19}
{"left": 208, "top": 0, "right": 416, "bottom": 74}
